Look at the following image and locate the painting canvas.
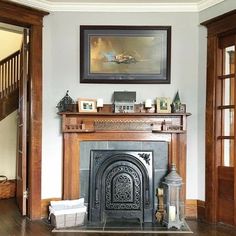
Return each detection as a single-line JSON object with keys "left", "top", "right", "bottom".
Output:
{"left": 80, "top": 26, "right": 171, "bottom": 84}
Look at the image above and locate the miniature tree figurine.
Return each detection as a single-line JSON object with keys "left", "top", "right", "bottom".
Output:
{"left": 171, "top": 91, "right": 181, "bottom": 113}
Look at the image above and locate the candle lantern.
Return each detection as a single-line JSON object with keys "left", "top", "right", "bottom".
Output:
{"left": 56, "top": 90, "right": 75, "bottom": 112}
{"left": 162, "top": 164, "right": 184, "bottom": 229}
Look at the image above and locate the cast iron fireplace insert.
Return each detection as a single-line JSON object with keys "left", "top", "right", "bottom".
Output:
{"left": 89, "top": 150, "right": 154, "bottom": 223}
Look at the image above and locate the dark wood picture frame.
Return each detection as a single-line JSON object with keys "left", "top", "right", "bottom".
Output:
{"left": 80, "top": 26, "right": 171, "bottom": 84}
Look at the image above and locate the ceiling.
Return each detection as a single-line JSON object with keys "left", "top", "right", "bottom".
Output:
{"left": 46, "top": 0, "right": 202, "bottom": 2}
{"left": 10, "top": 0, "right": 225, "bottom": 12}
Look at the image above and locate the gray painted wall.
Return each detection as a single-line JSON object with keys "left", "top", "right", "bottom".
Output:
{"left": 42, "top": 11, "right": 198, "bottom": 199}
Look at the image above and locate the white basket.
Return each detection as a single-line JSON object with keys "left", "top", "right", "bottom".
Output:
{"left": 49, "top": 198, "right": 87, "bottom": 229}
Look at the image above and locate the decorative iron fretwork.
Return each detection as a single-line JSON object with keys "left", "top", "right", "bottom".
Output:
{"left": 89, "top": 150, "right": 154, "bottom": 223}
{"left": 105, "top": 166, "right": 141, "bottom": 210}
{"left": 138, "top": 153, "right": 151, "bottom": 165}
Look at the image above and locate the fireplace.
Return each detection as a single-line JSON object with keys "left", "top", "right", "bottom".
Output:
{"left": 89, "top": 150, "right": 154, "bottom": 223}
{"left": 61, "top": 107, "right": 189, "bottom": 220}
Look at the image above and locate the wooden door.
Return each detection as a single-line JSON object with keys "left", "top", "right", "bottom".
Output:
{"left": 216, "top": 34, "right": 235, "bottom": 225}
{"left": 16, "top": 28, "right": 28, "bottom": 215}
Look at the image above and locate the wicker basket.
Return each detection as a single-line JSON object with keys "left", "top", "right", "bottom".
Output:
{"left": 0, "top": 175, "right": 16, "bottom": 199}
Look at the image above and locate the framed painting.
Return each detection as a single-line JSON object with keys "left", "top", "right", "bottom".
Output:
{"left": 80, "top": 26, "right": 171, "bottom": 84}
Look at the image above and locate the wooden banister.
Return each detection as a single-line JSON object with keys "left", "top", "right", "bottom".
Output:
{"left": 0, "top": 50, "right": 20, "bottom": 99}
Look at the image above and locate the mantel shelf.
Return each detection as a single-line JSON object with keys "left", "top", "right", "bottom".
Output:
{"left": 60, "top": 112, "right": 191, "bottom": 117}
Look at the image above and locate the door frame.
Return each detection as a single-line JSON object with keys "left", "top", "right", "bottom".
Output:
{"left": 0, "top": 1, "right": 48, "bottom": 220}
{"left": 201, "top": 10, "right": 236, "bottom": 224}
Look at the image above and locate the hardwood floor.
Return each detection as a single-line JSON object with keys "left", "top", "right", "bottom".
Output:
{"left": 1, "top": 198, "right": 236, "bottom": 236}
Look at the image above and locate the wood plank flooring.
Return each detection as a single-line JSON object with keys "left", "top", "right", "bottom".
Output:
{"left": 1, "top": 198, "right": 236, "bottom": 236}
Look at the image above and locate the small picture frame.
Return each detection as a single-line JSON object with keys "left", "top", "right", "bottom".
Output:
{"left": 179, "top": 104, "right": 186, "bottom": 113}
{"left": 78, "top": 98, "right": 97, "bottom": 113}
{"left": 156, "top": 97, "right": 171, "bottom": 113}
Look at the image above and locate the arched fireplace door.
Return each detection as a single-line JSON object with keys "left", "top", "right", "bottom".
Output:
{"left": 88, "top": 150, "right": 154, "bottom": 223}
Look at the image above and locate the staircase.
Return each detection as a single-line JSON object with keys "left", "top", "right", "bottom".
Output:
{"left": 0, "top": 50, "right": 20, "bottom": 121}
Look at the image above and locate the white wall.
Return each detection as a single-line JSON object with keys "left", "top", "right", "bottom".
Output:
{"left": 0, "top": 111, "right": 17, "bottom": 179}
{"left": 42, "top": 11, "right": 199, "bottom": 199}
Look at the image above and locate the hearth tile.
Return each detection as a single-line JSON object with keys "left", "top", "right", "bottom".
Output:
{"left": 108, "top": 141, "right": 142, "bottom": 150}
{"left": 104, "top": 218, "right": 141, "bottom": 230}
{"left": 80, "top": 141, "right": 108, "bottom": 169}
{"left": 79, "top": 170, "right": 89, "bottom": 203}
{"left": 142, "top": 141, "right": 168, "bottom": 169}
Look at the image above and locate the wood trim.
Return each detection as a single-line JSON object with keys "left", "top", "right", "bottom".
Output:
{"left": 28, "top": 24, "right": 43, "bottom": 220}
{"left": 41, "top": 198, "right": 61, "bottom": 218}
{"left": 0, "top": 1, "right": 48, "bottom": 220}
{"left": 202, "top": 10, "right": 236, "bottom": 225}
{"left": 185, "top": 200, "right": 197, "bottom": 219}
{"left": 197, "top": 200, "right": 206, "bottom": 220}
{"left": 201, "top": 10, "right": 236, "bottom": 36}
{"left": 185, "top": 200, "right": 206, "bottom": 220}
{"left": 0, "top": 1, "right": 48, "bottom": 26}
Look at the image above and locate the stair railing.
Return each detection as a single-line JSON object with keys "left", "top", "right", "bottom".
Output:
{"left": 0, "top": 50, "right": 20, "bottom": 99}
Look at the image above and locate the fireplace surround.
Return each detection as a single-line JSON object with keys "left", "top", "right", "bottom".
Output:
{"left": 61, "top": 106, "right": 190, "bottom": 222}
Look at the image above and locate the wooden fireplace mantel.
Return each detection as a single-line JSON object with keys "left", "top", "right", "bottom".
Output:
{"left": 61, "top": 109, "right": 190, "bottom": 202}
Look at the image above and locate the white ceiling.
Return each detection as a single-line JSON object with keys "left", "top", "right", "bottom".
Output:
{"left": 10, "top": 0, "right": 225, "bottom": 12}
{"left": 46, "top": 0, "right": 202, "bottom": 2}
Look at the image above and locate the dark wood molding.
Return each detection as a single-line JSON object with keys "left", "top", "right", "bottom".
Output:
{"left": 201, "top": 10, "right": 236, "bottom": 225}
{"left": 0, "top": 1, "right": 48, "bottom": 220}
{"left": 201, "top": 10, "right": 236, "bottom": 37}
{"left": 197, "top": 200, "right": 206, "bottom": 221}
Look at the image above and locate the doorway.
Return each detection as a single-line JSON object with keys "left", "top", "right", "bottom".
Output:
{"left": 0, "top": 22, "right": 23, "bottom": 213}
{"left": 0, "top": 1, "right": 48, "bottom": 219}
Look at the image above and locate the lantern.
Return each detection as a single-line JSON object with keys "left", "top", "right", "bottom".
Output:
{"left": 162, "top": 164, "right": 184, "bottom": 229}
{"left": 56, "top": 90, "right": 75, "bottom": 112}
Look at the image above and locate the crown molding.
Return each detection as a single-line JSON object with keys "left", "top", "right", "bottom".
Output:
{"left": 9, "top": 0, "right": 225, "bottom": 12}
{"left": 198, "top": 0, "right": 224, "bottom": 11}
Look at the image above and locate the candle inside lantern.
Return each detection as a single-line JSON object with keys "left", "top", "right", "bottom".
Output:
{"left": 97, "top": 98, "right": 103, "bottom": 108}
{"left": 169, "top": 205, "right": 176, "bottom": 222}
{"left": 145, "top": 99, "right": 152, "bottom": 108}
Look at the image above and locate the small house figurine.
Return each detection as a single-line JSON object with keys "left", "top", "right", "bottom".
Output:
{"left": 171, "top": 91, "right": 181, "bottom": 113}
{"left": 56, "top": 90, "right": 75, "bottom": 113}
{"left": 113, "top": 91, "right": 136, "bottom": 113}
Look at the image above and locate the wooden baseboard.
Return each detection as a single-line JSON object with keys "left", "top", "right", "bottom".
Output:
{"left": 185, "top": 199, "right": 205, "bottom": 219}
{"left": 41, "top": 198, "right": 206, "bottom": 219}
{"left": 197, "top": 200, "right": 206, "bottom": 220}
{"left": 41, "top": 198, "right": 61, "bottom": 218}
{"left": 185, "top": 199, "right": 197, "bottom": 219}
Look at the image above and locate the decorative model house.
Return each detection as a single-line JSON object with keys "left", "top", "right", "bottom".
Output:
{"left": 113, "top": 91, "right": 136, "bottom": 113}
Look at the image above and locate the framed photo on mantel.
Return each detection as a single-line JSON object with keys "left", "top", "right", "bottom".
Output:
{"left": 80, "top": 25, "right": 171, "bottom": 84}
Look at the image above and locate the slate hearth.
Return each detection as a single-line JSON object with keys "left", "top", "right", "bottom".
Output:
{"left": 52, "top": 219, "right": 192, "bottom": 234}
{"left": 80, "top": 141, "right": 168, "bottom": 223}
